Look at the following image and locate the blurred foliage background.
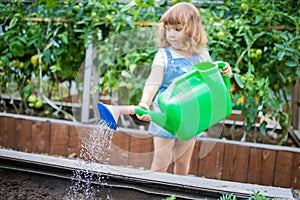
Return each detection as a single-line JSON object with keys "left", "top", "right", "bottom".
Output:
{"left": 0, "top": 0, "right": 299, "bottom": 144}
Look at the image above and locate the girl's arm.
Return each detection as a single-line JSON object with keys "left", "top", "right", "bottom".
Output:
{"left": 139, "top": 49, "right": 165, "bottom": 107}
{"left": 137, "top": 64, "right": 164, "bottom": 121}
{"left": 139, "top": 64, "right": 164, "bottom": 107}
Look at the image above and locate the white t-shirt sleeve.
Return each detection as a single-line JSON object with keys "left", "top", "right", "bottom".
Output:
{"left": 152, "top": 48, "right": 167, "bottom": 70}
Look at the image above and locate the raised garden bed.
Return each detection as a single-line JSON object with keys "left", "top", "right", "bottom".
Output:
{"left": 0, "top": 149, "right": 295, "bottom": 199}
{"left": 0, "top": 112, "right": 299, "bottom": 190}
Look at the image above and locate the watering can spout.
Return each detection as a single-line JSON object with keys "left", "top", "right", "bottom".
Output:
{"left": 97, "top": 102, "right": 166, "bottom": 131}
{"left": 97, "top": 102, "right": 135, "bottom": 130}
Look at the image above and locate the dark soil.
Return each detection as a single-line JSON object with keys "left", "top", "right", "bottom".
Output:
{"left": 0, "top": 169, "right": 69, "bottom": 200}
{"left": 0, "top": 168, "right": 177, "bottom": 200}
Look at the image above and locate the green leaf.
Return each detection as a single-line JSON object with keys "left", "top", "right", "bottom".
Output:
{"left": 8, "top": 18, "right": 18, "bottom": 29}
{"left": 26, "top": 35, "right": 40, "bottom": 47}
{"left": 280, "top": 32, "right": 288, "bottom": 41}
{"left": 18, "top": 37, "right": 27, "bottom": 44}
{"left": 248, "top": 64, "right": 255, "bottom": 72}
{"left": 296, "top": 69, "right": 300, "bottom": 77}
{"left": 246, "top": 122, "right": 252, "bottom": 131}
{"left": 253, "top": 15, "right": 263, "bottom": 25}
{"left": 274, "top": 43, "right": 285, "bottom": 49}
{"left": 1, "top": 56, "right": 10, "bottom": 66}
{"left": 286, "top": 47, "right": 297, "bottom": 53}
{"left": 42, "top": 49, "right": 51, "bottom": 64}
{"left": 277, "top": 51, "right": 284, "bottom": 61}
{"left": 259, "top": 121, "right": 267, "bottom": 135}
{"left": 58, "top": 32, "right": 68, "bottom": 44}
{"left": 234, "top": 74, "right": 244, "bottom": 88}
{"left": 9, "top": 41, "right": 25, "bottom": 57}
{"left": 285, "top": 61, "right": 298, "bottom": 67}
{"left": 121, "top": 1, "right": 137, "bottom": 12}
{"left": 249, "top": 108, "right": 257, "bottom": 123}
{"left": 258, "top": 90, "right": 264, "bottom": 97}
{"left": 121, "top": 70, "right": 131, "bottom": 78}
{"left": 118, "top": 81, "right": 128, "bottom": 87}
{"left": 23, "top": 84, "right": 33, "bottom": 101}
{"left": 129, "top": 64, "right": 136, "bottom": 73}
{"left": 46, "top": 0, "right": 59, "bottom": 8}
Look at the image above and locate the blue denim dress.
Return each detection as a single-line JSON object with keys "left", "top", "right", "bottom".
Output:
{"left": 148, "top": 48, "right": 202, "bottom": 139}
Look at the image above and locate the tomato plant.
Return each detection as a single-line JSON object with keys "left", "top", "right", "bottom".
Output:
{"left": 203, "top": 0, "right": 299, "bottom": 143}
{"left": 0, "top": 0, "right": 165, "bottom": 118}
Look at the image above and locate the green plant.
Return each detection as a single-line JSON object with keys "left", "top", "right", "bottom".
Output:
{"left": 0, "top": 0, "right": 299, "bottom": 144}
{"left": 202, "top": 0, "right": 300, "bottom": 144}
{"left": 219, "top": 193, "right": 237, "bottom": 200}
{"left": 0, "top": 0, "right": 165, "bottom": 118}
{"left": 0, "top": 1, "right": 86, "bottom": 118}
{"left": 164, "top": 194, "right": 176, "bottom": 200}
{"left": 219, "top": 191, "right": 275, "bottom": 200}
{"left": 249, "top": 191, "right": 274, "bottom": 200}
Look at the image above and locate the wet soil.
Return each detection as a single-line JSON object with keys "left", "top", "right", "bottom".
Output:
{"left": 0, "top": 169, "right": 69, "bottom": 200}
{"left": 0, "top": 168, "right": 175, "bottom": 200}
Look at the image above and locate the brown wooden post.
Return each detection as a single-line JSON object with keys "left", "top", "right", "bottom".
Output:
{"left": 68, "top": 125, "right": 82, "bottom": 157}
{"left": 128, "top": 133, "right": 153, "bottom": 169}
{"left": 222, "top": 143, "right": 250, "bottom": 183}
{"left": 15, "top": 118, "right": 32, "bottom": 152}
{"left": 274, "top": 151, "right": 293, "bottom": 188}
{"left": 109, "top": 130, "right": 131, "bottom": 166}
{"left": 189, "top": 141, "right": 200, "bottom": 176}
{"left": 0, "top": 116, "right": 16, "bottom": 149}
{"left": 260, "top": 149, "right": 276, "bottom": 186}
{"left": 31, "top": 120, "right": 50, "bottom": 154}
{"left": 198, "top": 141, "right": 225, "bottom": 180}
{"left": 247, "top": 148, "right": 262, "bottom": 184}
{"left": 49, "top": 122, "right": 69, "bottom": 157}
{"left": 291, "top": 152, "right": 300, "bottom": 189}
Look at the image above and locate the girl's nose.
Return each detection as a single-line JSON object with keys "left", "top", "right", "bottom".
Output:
{"left": 169, "top": 29, "right": 178, "bottom": 37}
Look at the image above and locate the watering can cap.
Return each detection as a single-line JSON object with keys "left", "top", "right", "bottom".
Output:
{"left": 193, "top": 62, "right": 216, "bottom": 71}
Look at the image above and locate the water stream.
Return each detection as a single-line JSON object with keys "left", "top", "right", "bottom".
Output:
{"left": 64, "top": 120, "right": 114, "bottom": 200}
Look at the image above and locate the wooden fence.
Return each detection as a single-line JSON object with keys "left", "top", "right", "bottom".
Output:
{"left": 0, "top": 113, "right": 299, "bottom": 189}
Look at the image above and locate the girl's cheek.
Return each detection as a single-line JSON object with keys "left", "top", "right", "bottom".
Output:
{"left": 167, "top": 29, "right": 179, "bottom": 37}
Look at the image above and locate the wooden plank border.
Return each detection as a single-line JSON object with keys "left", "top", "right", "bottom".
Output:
{"left": 1, "top": 113, "right": 300, "bottom": 189}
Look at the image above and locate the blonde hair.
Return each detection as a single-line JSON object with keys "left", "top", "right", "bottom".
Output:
{"left": 157, "top": 2, "right": 208, "bottom": 54}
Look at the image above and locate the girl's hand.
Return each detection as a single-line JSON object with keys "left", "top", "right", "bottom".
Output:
{"left": 136, "top": 102, "right": 152, "bottom": 121}
{"left": 220, "top": 62, "right": 232, "bottom": 77}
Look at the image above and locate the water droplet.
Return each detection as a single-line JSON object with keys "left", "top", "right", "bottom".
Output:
{"left": 65, "top": 120, "right": 114, "bottom": 199}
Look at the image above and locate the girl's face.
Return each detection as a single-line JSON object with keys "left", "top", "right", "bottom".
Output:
{"left": 165, "top": 24, "right": 183, "bottom": 49}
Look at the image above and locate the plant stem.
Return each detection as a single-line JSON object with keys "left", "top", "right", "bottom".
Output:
{"left": 278, "top": 87, "right": 291, "bottom": 145}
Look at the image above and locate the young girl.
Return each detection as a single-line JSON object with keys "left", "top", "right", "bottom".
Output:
{"left": 137, "top": 2, "right": 232, "bottom": 175}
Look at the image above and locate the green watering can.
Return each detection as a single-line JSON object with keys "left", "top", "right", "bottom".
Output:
{"left": 97, "top": 61, "right": 232, "bottom": 141}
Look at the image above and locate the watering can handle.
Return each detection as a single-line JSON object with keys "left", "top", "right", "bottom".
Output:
{"left": 135, "top": 106, "right": 149, "bottom": 116}
{"left": 215, "top": 61, "right": 231, "bottom": 90}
